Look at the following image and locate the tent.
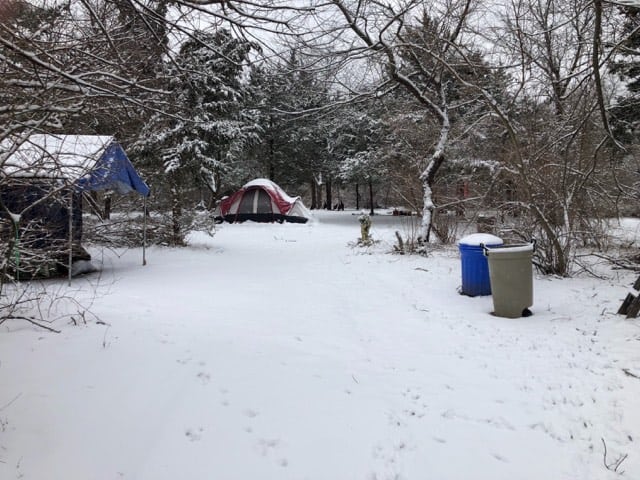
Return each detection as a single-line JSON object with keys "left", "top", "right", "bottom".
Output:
{"left": 0, "top": 134, "right": 150, "bottom": 279}
{"left": 216, "top": 179, "right": 312, "bottom": 224}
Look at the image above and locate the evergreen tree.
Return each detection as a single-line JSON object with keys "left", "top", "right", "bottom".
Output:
{"left": 330, "top": 103, "right": 388, "bottom": 213}
{"left": 244, "top": 51, "right": 334, "bottom": 207}
{"left": 610, "top": 6, "right": 640, "bottom": 143}
{"left": 134, "top": 29, "right": 260, "bottom": 243}
{"left": 77, "top": 0, "right": 170, "bottom": 143}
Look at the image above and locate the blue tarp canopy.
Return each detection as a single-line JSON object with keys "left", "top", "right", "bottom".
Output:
{"left": 2, "top": 134, "right": 150, "bottom": 196}
{"left": 76, "top": 142, "right": 150, "bottom": 196}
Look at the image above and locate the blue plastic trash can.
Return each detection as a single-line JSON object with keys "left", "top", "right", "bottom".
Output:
{"left": 458, "top": 233, "right": 503, "bottom": 296}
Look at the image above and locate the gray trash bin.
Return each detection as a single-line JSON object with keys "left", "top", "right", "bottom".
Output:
{"left": 483, "top": 242, "right": 534, "bottom": 318}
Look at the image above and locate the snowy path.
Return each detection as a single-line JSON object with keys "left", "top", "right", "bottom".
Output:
{"left": 1, "top": 211, "right": 639, "bottom": 479}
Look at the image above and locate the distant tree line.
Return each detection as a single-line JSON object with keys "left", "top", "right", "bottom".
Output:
{"left": 1, "top": 0, "right": 640, "bottom": 275}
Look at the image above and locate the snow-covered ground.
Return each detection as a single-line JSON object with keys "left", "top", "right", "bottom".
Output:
{"left": 1, "top": 211, "right": 639, "bottom": 480}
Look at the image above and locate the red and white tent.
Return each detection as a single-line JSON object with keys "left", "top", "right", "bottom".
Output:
{"left": 216, "top": 179, "right": 312, "bottom": 224}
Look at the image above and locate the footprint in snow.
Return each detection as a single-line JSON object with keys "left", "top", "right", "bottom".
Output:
{"left": 185, "top": 427, "right": 203, "bottom": 442}
{"left": 219, "top": 388, "right": 230, "bottom": 406}
{"left": 492, "top": 452, "right": 508, "bottom": 463}
{"left": 256, "top": 438, "right": 280, "bottom": 456}
{"left": 244, "top": 409, "right": 259, "bottom": 418}
{"left": 403, "top": 408, "right": 425, "bottom": 419}
{"left": 254, "top": 438, "right": 289, "bottom": 468}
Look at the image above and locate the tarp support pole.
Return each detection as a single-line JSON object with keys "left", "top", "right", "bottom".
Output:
{"left": 14, "top": 225, "right": 20, "bottom": 283}
{"left": 68, "top": 190, "right": 73, "bottom": 286}
{"left": 142, "top": 196, "right": 147, "bottom": 266}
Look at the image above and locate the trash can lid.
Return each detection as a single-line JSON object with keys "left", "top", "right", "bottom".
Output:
{"left": 484, "top": 243, "right": 534, "bottom": 254}
{"left": 458, "top": 233, "right": 503, "bottom": 246}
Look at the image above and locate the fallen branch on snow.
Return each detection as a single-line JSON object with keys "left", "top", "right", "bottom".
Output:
{"left": 622, "top": 368, "right": 640, "bottom": 380}
{"left": 1, "top": 315, "right": 61, "bottom": 333}
{"left": 602, "top": 437, "right": 628, "bottom": 474}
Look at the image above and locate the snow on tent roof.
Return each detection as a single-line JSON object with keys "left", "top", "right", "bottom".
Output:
{"left": 1, "top": 134, "right": 150, "bottom": 196}
{"left": 243, "top": 178, "right": 298, "bottom": 204}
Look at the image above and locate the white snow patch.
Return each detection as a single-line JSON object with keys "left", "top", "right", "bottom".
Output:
{"left": 1, "top": 210, "right": 639, "bottom": 480}
{"left": 485, "top": 243, "right": 535, "bottom": 254}
{"left": 185, "top": 230, "right": 218, "bottom": 249}
{"left": 459, "top": 233, "right": 504, "bottom": 246}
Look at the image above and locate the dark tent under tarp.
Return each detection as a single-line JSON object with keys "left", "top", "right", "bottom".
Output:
{"left": 1, "top": 134, "right": 150, "bottom": 279}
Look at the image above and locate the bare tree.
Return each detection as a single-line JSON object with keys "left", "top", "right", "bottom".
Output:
{"left": 476, "top": 0, "right": 626, "bottom": 275}
{"left": 256, "top": 0, "right": 487, "bottom": 242}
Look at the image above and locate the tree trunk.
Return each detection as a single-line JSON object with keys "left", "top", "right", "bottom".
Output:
{"left": 310, "top": 180, "right": 317, "bottom": 209}
{"left": 325, "top": 177, "right": 332, "bottom": 210}
{"left": 420, "top": 150, "right": 446, "bottom": 243}
{"left": 170, "top": 175, "right": 183, "bottom": 245}
{"left": 268, "top": 134, "right": 275, "bottom": 180}
{"left": 368, "top": 178, "right": 374, "bottom": 215}
{"left": 355, "top": 183, "right": 360, "bottom": 210}
{"left": 2, "top": 213, "right": 20, "bottom": 288}
{"left": 103, "top": 194, "right": 111, "bottom": 220}
{"left": 316, "top": 181, "right": 323, "bottom": 209}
